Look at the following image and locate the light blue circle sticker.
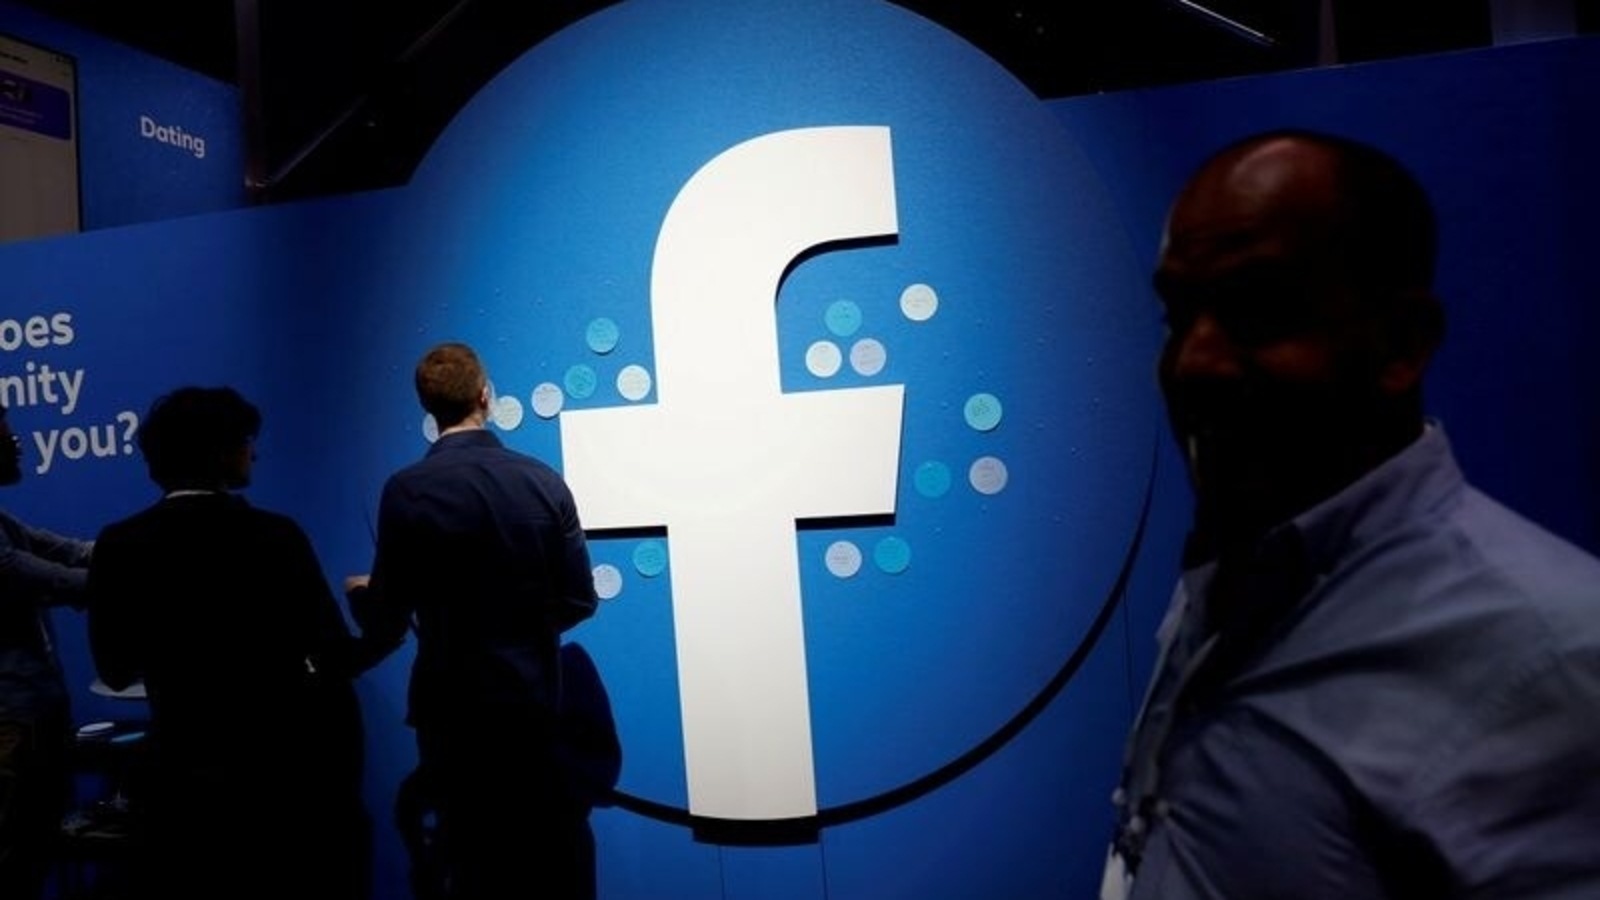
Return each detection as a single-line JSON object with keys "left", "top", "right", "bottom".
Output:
{"left": 530, "top": 382, "right": 564, "bottom": 419}
{"left": 491, "top": 395, "right": 525, "bottom": 431}
{"left": 873, "top": 536, "right": 912, "bottom": 575}
{"left": 900, "top": 283, "right": 939, "bottom": 321}
{"left": 825, "top": 299, "right": 863, "bottom": 337}
{"left": 806, "top": 340, "right": 842, "bottom": 378}
{"left": 586, "top": 317, "right": 620, "bottom": 354}
{"left": 592, "top": 564, "right": 623, "bottom": 600}
{"left": 633, "top": 540, "right": 667, "bottom": 577}
{"left": 616, "top": 364, "right": 653, "bottom": 401}
{"left": 850, "top": 338, "right": 887, "bottom": 376}
{"left": 969, "top": 455, "right": 1010, "bottom": 495}
{"left": 824, "top": 541, "right": 862, "bottom": 578}
{"left": 964, "top": 392, "right": 1003, "bottom": 432}
{"left": 565, "top": 364, "right": 598, "bottom": 399}
{"left": 914, "top": 460, "right": 952, "bottom": 498}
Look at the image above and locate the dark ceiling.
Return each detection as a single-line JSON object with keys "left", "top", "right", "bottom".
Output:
{"left": 9, "top": 0, "right": 1593, "bottom": 204}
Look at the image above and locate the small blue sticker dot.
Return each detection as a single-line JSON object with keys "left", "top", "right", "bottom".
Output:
{"left": 873, "top": 536, "right": 912, "bottom": 575}
{"left": 914, "top": 461, "right": 952, "bottom": 498}
{"left": 825, "top": 300, "right": 863, "bottom": 337}
{"left": 633, "top": 540, "right": 667, "bottom": 577}
{"left": 565, "top": 364, "right": 598, "bottom": 399}
{"left": 964, "top": 392, "right": 1003, "bottom": 432}
{"left": 586, "top": 317, "right": 620, "bottom": 354}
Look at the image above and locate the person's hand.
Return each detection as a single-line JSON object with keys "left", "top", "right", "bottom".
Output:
{"left": 344, "top": 574, "right": 379, "bottom": 631}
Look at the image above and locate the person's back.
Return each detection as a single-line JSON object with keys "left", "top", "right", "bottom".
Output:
{"left": 381, "top": 431, "right": 590, "bottom": 729}
{"left": 355, "top": 341, "right": 598, "bottom": 900}
{"left": 92, "top": 494, "right": 362, "bottom": 778}
{"left": 88, "top": 387, "right": 372, "bottom": 900}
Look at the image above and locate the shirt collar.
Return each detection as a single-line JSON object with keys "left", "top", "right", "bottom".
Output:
{"left": 426, "top": 427, "right": 503, "bottom": 456}
{"left": 1180, "top": 421, "right": 1464, "bottom": 634}
{"left": 1288, "top": 420, "right": 1464, "bottom": 579}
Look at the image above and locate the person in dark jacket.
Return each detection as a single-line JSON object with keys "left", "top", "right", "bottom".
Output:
{"left": 88, "top": 386, "right": 385, "bottom": 899}
{"left": 349, "top": 342, "right": 599, "bottom": 899}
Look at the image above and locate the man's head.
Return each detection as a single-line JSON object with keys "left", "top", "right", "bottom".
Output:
{"left": 138, "top": 386, "right": 261, "bottom": 492}
{"left": 0, "top": 404, "right": 21, "bottom": 486}
{"left": 415, "top": 342, "right": 489, "bottom": 430}
{"left": 1154, "top": 130, "right": 1444, "bottom": 552}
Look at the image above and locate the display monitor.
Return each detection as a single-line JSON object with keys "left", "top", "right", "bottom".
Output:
{"left": 0, "top": 30, "right": 80, "bottom": 242}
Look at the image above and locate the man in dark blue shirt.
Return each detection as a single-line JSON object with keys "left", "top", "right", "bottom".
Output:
{"left": 1107, "top": 131, "right": 1600, "bottom": 898}
{"left": 0, "top": 402, "right": 91, "bottom": 900}
{"left": 352, "top": 342, "right": 598, "bottom": 900}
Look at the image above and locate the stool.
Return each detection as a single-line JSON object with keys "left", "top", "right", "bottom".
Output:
{"left": 56, "top": 720, "right": 148, "bottom": 899}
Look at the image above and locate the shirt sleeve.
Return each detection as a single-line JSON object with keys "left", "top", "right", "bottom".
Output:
{"left": 0, "top": 510, "right": 90, "bottom": 608}
{"left": 276, "top": 518, "right": 384, "bottom": 678}
{"left": 1129, "top": 707, "right": 1404, "bottom": 900}
{"left": 1404, "top": 643, "right": 1600, "bottom": 899}
{"left": 547, "top": 483, "right": 598, "bottom": 633}
{"left": 359, "top": 480, "right": 422, "bottom": 654}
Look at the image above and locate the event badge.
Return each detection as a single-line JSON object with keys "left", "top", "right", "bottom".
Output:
{"left": 1100, "top": 845, "right": 1132, "bottom": 900}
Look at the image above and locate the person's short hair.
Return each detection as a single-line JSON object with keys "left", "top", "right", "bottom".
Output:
{"left": 1214, "top": 129, "right": 1439, "bottom": 295}
{"left": 414, "top": 342, "right": 486, "bottom": 428}
{"left": 138, "top": 386, "right": 260, "bottom": 492}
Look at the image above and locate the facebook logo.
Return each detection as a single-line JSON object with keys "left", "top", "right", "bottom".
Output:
{"left": 560, "top": 126, "right": 905, "bottom": 821}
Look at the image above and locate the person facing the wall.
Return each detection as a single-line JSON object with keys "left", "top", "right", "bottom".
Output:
{"left": 1106, "top": 130, "right": 1600, "bottom": 899}
{"left": 86, "top": 386, "right": 381, "bottom": 899}
{"left": 0, "top": 402, "right": 92, "bottom": 900}
{"left": 347, "top": 341, "right": 599, "bottom": 900}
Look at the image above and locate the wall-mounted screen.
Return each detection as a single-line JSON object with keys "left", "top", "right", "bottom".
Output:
{"left": 0, "top": 29, "right": 79, "bottom": 242}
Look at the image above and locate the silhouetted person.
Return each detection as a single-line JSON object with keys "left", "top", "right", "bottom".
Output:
{"left": 0, "top": 402, "right": 91, "bottom": 899}
{"left": 396, "top": 643, "right": 619, "bottom": 900}
{"left": 1105, "top": 130, "right": 1600, "bottom": 899}
{"left": 87, "top": 387, "right": 381, "bottom": 899}
{"left": 349, "top": 341, "right": 599, "bottom": 899}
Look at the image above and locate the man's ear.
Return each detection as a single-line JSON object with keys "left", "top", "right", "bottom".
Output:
{"left": 1378, "top": 289, "right": 1444, "bottom": 395}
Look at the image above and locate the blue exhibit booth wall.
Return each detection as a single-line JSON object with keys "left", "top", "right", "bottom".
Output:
{"left": 0, "top": 14, "right": 1595, "bottom": 900}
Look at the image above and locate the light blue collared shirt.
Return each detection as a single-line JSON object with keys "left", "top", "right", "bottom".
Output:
{"left": 1115, "top": 425, "right": 1600, "bottom": 899}
{"left": 0, "top": 507, "right": 91, "bottom": 720}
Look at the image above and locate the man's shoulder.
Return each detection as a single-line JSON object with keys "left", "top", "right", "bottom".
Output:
{"left": 398, "top": 438, "right": 561, "bottom": 478}
{"left": 1450, "top": 484, "right": 1600, "bottom": 589}
{"left": 383, "top": 442, "right": 569, "bottom": 508}
{"left": 470, "top": 445, "right": 572, "bottom": 497}
{"left": 497, "top": 445, "right": 563, "bottom": 476}
{"left": 97, "top": 502, "right": 163, "bottom": 540}
{"left": 103, "top": 497, "right": 300, "bottom": 541}
{"left": 239, "top": 504, "right": 311, "bottom": 540}
{"left": 383, "top": 452, "right": 447, "bottom": 493}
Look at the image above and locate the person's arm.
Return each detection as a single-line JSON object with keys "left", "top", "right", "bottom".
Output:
{"left": 1406, "top": 645, "right": 1600, "bottom": 900}
{"left": 0, "top": 511, "right": 90, "bottom": 608}
{"left": 273, "top": 518, "right": 381, "bottom": 679}
{"left": 16, "top": 519, "right": 92, "bottom": 568}
{"left": 548, "top": 484, "right": 598, "bottom": 633}
{"left": 347, "top": 481, "right": 420, "bottom": 660}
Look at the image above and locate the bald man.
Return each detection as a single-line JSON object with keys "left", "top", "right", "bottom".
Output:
{"left": 1105, "top": 131, "right": 1600, "bottom": 899}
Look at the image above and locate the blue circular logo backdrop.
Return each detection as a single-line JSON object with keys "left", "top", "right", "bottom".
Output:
{"left": 367, "top": 0, "right": 1159, "bottom": 818}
